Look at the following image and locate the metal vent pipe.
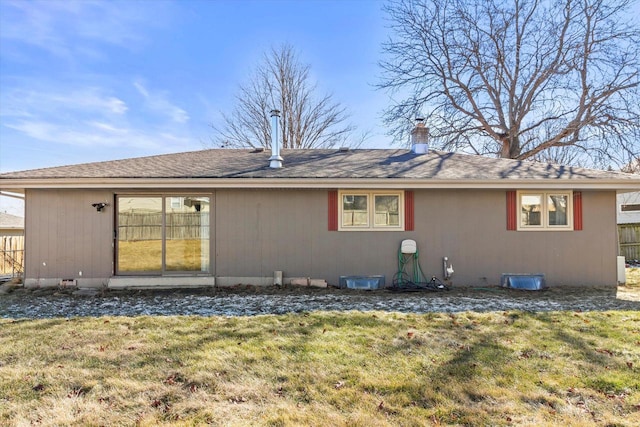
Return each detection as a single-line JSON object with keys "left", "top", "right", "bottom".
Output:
{"left": 269, "top": 109, "right": 283, "bottom": 169}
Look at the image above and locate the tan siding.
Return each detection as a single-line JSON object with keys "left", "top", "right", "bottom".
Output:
{"left": 24, "top": 187, "right": 617, "bottom": 287}
{"left": 25, "top": 189, "right": 113, "bottom": 280}
{"left": 215, "top": 189, "right": 414, "bottom": 284}
{"left": 216, "top": 189, "right": 617, "bottom": 287}
{"left": 215, "top": 190, "right": 315, "bottom": 278}
{"left": 411, "top": 190, "right": 616, "bottom": 286}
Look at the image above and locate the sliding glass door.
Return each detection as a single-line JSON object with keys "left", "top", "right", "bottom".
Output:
{"left": 117, "top": 197, "right": 163, "bottom": 273}
{"left": 165, "top": 196, "right": 210, "bottom": 272}
{"left": 117, "top": 195, "right": 210, "bottom": 275}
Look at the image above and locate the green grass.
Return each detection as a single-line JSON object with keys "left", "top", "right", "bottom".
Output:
{"left": 1, "top": 309, "right": 639, "bottom": 426}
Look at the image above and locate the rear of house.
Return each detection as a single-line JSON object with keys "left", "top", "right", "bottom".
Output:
{"left": 1, "top": 148, "right": 638, "bottom": 289}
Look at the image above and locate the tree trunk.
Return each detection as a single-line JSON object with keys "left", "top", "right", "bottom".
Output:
{"left": 500, "top": 134, "right": 520, "bottom": 159}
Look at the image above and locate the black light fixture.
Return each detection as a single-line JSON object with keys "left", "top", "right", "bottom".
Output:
{"left": 91, "top": 202, "right": 108, "bottom": 212}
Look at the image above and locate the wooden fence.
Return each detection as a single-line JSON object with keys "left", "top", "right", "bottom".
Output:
{"left": 118, "top": 213, "right": 209, "bottom": 241}
{"left": 1, "top": 236, "right": 24, "bottom": 277}
{"left": 618, "top": 224, "right": 640, "bottom": 261}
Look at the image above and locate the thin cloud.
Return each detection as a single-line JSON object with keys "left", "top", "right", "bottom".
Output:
{"left": 87, "top": 121, "right": 129, "bottom": 134}
{"left": 0, "top": 86, "right": 128, "bottom": 118}
{"left": 0, "top": 0, "right": 171, "bottom": 60}
{"left": 1, "top": 80, "right": 194, "bottom": 153}
{"left": 5, "top": 119, "right": 189, "bottom": 152}
{"left": 134, "top": 80, "right": 190, "bottom": 124}
{"left": 133, "top": 81, "right": 150, "bottom": 98}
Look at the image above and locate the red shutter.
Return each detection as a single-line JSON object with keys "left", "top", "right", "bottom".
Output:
{"left": 404, "top": 190, "right": 414, "bottom": 231}
{"left": 328, "top": 190, "right": 338, "bottom": 231}
{"left": 506, "top": 191, "right": 517, "bottom": 230}
{"left": 573, "top": 191, "right": 583, "bottom": 230}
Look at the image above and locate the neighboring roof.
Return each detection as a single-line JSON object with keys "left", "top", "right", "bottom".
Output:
{"left": 1, "top": 148, "right": 639, "bottom": 191}
{"left": 0, "top": 212, "right": 24, "bottom": 229}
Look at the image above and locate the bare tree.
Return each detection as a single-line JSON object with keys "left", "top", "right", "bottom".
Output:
{"left": 622, "top": 157, "right": 640, "bottom": 174}
{"left": 212, "top": 44, "right": 355, "bottom": 149}
{"left": 379, "top": 0, "right": 640, "bottom": 168}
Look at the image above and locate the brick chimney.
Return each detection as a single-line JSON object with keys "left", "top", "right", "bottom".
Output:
{"left": 410, "top": 118, "right": 429, "bottom": 154}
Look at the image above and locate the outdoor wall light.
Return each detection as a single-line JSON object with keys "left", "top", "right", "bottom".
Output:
{"left": 91, "top": 202, "right": 108, "bottom": 212}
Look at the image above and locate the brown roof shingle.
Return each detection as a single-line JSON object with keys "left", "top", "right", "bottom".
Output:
{"left": 0, "top": 148, "right": 636, "bottom": 182}
{"left": 0, "top": 212, "right": 24, "bottom": 229}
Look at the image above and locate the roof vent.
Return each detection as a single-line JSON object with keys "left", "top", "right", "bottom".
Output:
{"left": 339, "top": 146, "right": 350, "bottom": 152}
{"left": 411, "top": 117, "right": 429, "bottom": 154}
{"left": 253, "top": 147, "right": 265, "bottom": 153}
{"left": 269, "top": 109, "right": 283, "bottom": 168}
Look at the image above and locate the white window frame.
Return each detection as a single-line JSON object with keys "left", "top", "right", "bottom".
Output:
{"left": 170, "top": 197, "right": 182, "bottom": 209}
{"left": 338, "top": 190, "right": 404, "bottom": 231}
{"left": 517, "top": 190, "right": 573, "bottom": 231}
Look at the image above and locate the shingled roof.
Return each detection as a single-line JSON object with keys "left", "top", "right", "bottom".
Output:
{"left": 0, "top": 212, "right": 24, "bottom": 230}
{"left": 1, "top": 148, "right": 637, "bottom": 180}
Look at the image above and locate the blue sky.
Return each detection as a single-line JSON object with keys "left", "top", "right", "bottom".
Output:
{"left": 0, "top": 0, "right": 395, "bottom": 215}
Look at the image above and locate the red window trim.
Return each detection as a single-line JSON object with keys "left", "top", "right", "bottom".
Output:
{"left": 506, "top": 190, "right": 517, "bottom": 231}
{"left": 329, "top": 189, "right": 414, "bottom": 231}
{"left": 508, "top": 190, "right": 582, "bottom": 231}
{"left": 404, "top": 190, "right": 414, "bottom": 231}
{"left": 573, "top": 191, "right": 583, "bottom": 231}
{"left": 328, "top": 190, "right": 338, "bottom": 231}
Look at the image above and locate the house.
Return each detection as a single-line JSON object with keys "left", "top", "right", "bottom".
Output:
{"left": 617, "top": 191, "right": 640, "bottom": 225}
{"left": 0, "top": 212, "right": 24, "bottom": 277}
{"left": 0, "top": 212, "right": 24, "bottom": 237}
{"left": 617, "top": 191, "right": 640, "bottom": 262}
{"left": 1, "top": 129, "right": 639, "bottom": 289}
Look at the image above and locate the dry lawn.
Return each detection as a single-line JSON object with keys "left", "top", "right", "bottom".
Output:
{"left": 619, "top": 268, "right": 640, "bottom": 302}
{"left": 118, "top": 239, "right": 206, "bottom": 272}
{"left": 1, "top": 307, "right": 639, "bottom": 426}
{"left": 627, "top": 267, "right": 640, "bottom": 287}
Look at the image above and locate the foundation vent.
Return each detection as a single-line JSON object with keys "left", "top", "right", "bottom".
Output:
{"left": 500, "top": 274, "right": 546, "bottom": 290}
{"left": 339, "top": 275, "right": 385, "bottom": 290}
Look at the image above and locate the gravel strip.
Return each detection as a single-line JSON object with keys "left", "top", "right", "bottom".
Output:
{"left": 1, "top": 285, "right": 639, "bottom": 319}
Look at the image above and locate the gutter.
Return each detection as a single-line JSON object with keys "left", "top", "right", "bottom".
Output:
{"left": 1, "top": 177, "right": 640, "bottom": 191}
{"left": 0, "top": 190, "right": 26, "bottom": 199}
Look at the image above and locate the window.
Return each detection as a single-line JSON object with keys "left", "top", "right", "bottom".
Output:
{"left": 170, "top": 197, "right": 182, "bottom": 209}
{"left": 342, "top": 193, "right": 369, "bottom": 227}
{"left": 621, "top": 204, "right": 640, "bottom": 212}
{"left": 339, "top": 190, "right": 403, "bottom": 230}
{"left": 518, "top": 191, "right": 572, "bottom": 230}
